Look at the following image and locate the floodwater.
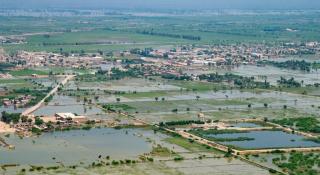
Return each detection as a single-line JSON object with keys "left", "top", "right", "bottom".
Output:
{"left": 208, "top": 130, "right": 320, "bottom": 149}
{"left": 0, "top": 128, "right": 152, "bottom": 166}
{"left": 184, "top": 65, "right": 320, "bottom": 86}
{"left": 230, "top": 65, "right": 320, "bottom": 86}
{"left": 33, "top": 95, "right": 103, "bottom": 116}
{"left": 0, "top": 105, "right": 26, "bottom": 116}
{"left": 66, "top": 78, "right": 181, "bottom": 92}
{"left": 31, "top": 77, "right": 60, "bottom": 88}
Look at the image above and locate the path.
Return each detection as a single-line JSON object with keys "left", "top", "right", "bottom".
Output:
{"left": 21, "top": 75, "right": 75, "bottom": 116}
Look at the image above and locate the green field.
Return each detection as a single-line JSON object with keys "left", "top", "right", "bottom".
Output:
{"left": 1, "top": 11, "right": 320, "bottom": 54}
{"left": 9, "top": 69, "right": 48, "bottom": 76}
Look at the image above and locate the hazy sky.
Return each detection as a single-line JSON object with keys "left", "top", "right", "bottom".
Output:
{"left": 1, "top": 0, "right": 320, "bottom": 10}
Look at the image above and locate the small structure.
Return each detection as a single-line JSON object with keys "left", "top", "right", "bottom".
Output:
{"left": 55, "top": 113, "right": 87, "bottom": 123}
{"left": 31, "top": 74, "right": 38, "bottom": 78}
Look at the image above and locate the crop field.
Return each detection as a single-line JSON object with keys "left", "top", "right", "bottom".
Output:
{"left": 2, "top": 11, "right": 320, "bottom": 54}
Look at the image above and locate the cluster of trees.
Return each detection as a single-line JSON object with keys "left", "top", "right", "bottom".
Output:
{"left": 137, "top": 30, "right": 201, "bottom": 41}
{"left": 109, "top": 67, "right": 144, "bottom": 80}
{"left": 101, "top": 104, "right": 135, "bottom": 112}
{"left": 199, "top": 73, "right": 270, "bottom": 89}
{"left": 277, "top": 77, "right": 301, "bottom": 88}
{"left": 272, "top": 152, "right": 320, "bottom": 175}
{"left": 272, "top": 117, "right": 320, "bottom": 133}
{"left": 259, "top": 60, "right": 320, "bottom": 72}
{"left": 1, "top": 112, "right": 20, "bottom": 124}
{"left": 161, "top": 73, "right": 193, "bottom": 81}
{"left": 130, "top": 48, "right": 154, "bottom": 57}
{"left": 159, "top": 120, "right": 204, "bottom": 127}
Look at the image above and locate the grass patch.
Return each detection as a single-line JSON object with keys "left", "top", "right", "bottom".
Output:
{"left": 165, "top": 136, "right": 221, "bottom": 153}
{"left": 9, "top": 69, "right": 48, "bottom": 76}
{"left": 150, "top": 145, "right": 177, "bottom": 157}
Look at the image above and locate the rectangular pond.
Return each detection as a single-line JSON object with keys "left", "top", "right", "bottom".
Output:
{"left": 207, "top": 130, "right": 320, "bottom": 149}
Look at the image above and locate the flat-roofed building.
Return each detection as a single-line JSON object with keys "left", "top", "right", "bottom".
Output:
{"left": 55, "top": 113, "right": 87, "bottom": 123}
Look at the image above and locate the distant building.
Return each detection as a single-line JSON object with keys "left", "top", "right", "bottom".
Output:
{"left": 55, "top": 113, "right": 87, "bottom": 123}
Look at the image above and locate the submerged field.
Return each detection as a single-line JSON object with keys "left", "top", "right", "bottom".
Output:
{"left": 1, "top": 9, "right": 320, "bottom": 175}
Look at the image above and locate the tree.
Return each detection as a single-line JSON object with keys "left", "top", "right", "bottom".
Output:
{"left": 264, "top": 103, "right": 268, "bottom": 108}
{"left": 116, "top": 98, "right": 121, "bottom": 103}
{"left": 263, "top": 117, "right": 269, "bottom": 123}
{"left": 196, "top": 96, "right": 200, "bottom": 101}
{"left": 1, "top": 112, "right": 20, "bottom": 124}
{"left": 21, "top": 116, "right": 28, "bottom": 123}
{"left": 35, "top": 117, "right": 44, "bottom": 126}
{"left": 224, "top": 147, "right": 234, "bottom": 157}
{"left": 155, "top": 97, "right": 159, "bottom": 101}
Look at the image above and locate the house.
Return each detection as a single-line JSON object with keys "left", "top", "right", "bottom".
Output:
{"left": 55, "top": 113, "right": 87, "bottom": 123}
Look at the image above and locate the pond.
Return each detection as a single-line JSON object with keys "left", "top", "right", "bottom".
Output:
{"left": 0, "top": 128, "right": 152, "bottom": 166}
{"left": 207, "top": 130, "right": 320, "bottom": 149}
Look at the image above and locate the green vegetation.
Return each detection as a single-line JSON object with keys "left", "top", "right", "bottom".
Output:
{"left": 150, "top": 145, "right": 176, "bottom": 157}
{"left": 1, "top": 112, "right": 21, "bottom": 124}
{"left": 199, "top": 73, "right": 270, "bottom": 89}
{"left": 165, "top": 136, "right": 220, "bottom": 153}
{"left": 272, "top": 117, "right": 320, "bottom": 133}
{"left": 189, "top": 129, "right": 252, "bottom": 143}
{"left": 159, "top": 120, "right": 204, "bottom": 127}
{"left": 272, "top": 152, "right": 320, "bottom": 175}
{"left": 101, "top": 104, "right": 135, "bottom": 112}
{"left": 31, "top": 127, "right": 42, "bottom": 135}
{"left": 9, "top": 69, "right": 48, "bottom": 76}
{"left": 44, "top": 95, "right": 53, "bottom": 103}
{"left": 34, "top": 117, "right": 44, "bottom": 126}
{"left": 277, "top": 77, "right": 301, "bottom": 88}
{"left": 258, "top": 60, "right": 320, "bottom": 72}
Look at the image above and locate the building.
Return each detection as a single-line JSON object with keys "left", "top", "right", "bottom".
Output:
{"left": 55, "top": 113, "right": 87, "bottom": 123}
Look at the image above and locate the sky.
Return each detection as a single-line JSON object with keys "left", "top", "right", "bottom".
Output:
{"left": 1, "top": 0, "right": 320, "bottom": 10}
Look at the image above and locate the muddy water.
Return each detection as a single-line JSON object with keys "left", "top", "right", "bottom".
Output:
{"left": 0, "top": 128, "right": 152, "bottom": 166}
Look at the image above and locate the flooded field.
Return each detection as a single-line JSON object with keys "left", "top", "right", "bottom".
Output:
{"left": 0, "top": 106, "right": 26, "bottom": 117}
{"left": 32, "top": 95, "right": 104, "bottom": 116}
{"left": 209, "top": 130, "right": 320, "bottom": 149}
{"left": 230, "top": 65, "right": 320, "bottom": 86}
{"left": 0, "top": 128, "right": 152, "bottom": 166}
{"left": 31, "top": 77, "right": 60, "bottom": 88}
{"left": 67, "top": 78, "right": 181, "bottom": 92}
{"left": 184, "top": 65, "right": 320, "bottom": 86}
